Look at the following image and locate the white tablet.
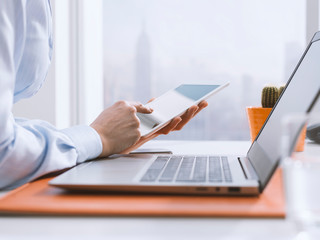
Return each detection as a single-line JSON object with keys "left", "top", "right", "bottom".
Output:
{"left": 137, "top": 83, "right": 229, "bottom": 136}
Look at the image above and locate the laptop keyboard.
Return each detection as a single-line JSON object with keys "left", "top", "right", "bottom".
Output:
{"left": 140, "top": 155, "right": 232, "bottom": 183}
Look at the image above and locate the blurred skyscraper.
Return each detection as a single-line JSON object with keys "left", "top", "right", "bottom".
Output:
{"left": 135, "top": 23, "right": 152, "bottom": 103}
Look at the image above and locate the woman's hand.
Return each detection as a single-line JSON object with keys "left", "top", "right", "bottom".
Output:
{"left": 121, "top": 100, "right": 208, "bottom": 154}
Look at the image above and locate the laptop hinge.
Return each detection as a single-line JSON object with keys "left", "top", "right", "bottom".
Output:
{"left": 238, "top": 157, "right": 259, "bottom": 181}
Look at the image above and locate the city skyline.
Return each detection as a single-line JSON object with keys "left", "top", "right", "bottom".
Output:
{"left": 103, "top": 0, "right": 306, "bottom": 140}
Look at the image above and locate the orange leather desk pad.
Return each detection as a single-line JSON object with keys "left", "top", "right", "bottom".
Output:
{"left": 0, "top": 169, "right": 285, "bottom": 217}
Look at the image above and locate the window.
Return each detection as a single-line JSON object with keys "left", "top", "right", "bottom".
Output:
{"left": 13, "top": 0, "right": 318, "bottom": 140}
{"left": 102, "top": 0, "right": 306, "bottom": 140}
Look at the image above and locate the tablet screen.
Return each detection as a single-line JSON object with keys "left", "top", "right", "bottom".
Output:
{"left": 175, "top": 84, "right": 221, "bottom": 101}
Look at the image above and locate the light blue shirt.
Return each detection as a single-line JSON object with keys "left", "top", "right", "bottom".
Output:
{"left": 0, "top": 0, "right": 102, "bottom": 189}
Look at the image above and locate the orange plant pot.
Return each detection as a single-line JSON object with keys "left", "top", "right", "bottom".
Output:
{"left": 246, "top": 107, "right": 306, "bottom": 152}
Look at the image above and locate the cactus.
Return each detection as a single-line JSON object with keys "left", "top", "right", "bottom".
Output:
{"left": 261, "top": 86, "right": 279, "bottom": 108}
{"left": 278, "top": 85, "right": 285, "bottom": 96}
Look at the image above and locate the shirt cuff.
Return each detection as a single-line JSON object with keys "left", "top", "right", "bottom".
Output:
{"left": 61, "top": 125, "right": 102, "bottom": 163}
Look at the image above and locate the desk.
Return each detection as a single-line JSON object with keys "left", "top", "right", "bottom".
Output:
{"left": 1, "top": 140, "right": 314, "bottom": 240}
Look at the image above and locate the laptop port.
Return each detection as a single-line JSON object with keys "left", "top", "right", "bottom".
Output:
{"left": 228, "top": 187, "right": 240, "bottom": 193}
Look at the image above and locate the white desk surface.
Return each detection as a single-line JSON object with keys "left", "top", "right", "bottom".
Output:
{"left": 2, "top": 140, "right": 317, "bottom": 240}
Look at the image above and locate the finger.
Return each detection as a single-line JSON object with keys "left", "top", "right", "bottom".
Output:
{"left": 174, "top": 101, "right": 208, "bottom": 130}
{"left": 157, "top": 117, "right": 182, "bottom": 135}
{"left": 173, "top": 105, "right": 199, "bottom": 131}
{"left": 193, "top": 100, "right": 208, "bottom": 116}
{"left": 131, "top": 102, "right": 153, "bottom": 113}
{"left": 147, "top": 98, "right": 156, "bottom": 103}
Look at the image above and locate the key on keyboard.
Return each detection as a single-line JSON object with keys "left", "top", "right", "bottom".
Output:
{"left": 140, "top": 156, "right": 169, "bottom": 182}
{"left": 176, "top": 156, "right": 195, "bottom": 181}
{"left": 159, "top": 156, "right": 182, "bottom": 182}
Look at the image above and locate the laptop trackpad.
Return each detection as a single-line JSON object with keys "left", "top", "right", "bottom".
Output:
{"left": 50, "top": 154, "right": 154, "bottom": 186}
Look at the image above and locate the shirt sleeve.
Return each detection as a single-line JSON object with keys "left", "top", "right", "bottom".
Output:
{"left": 0, "top": 0, "right": 102, "bottom": 190}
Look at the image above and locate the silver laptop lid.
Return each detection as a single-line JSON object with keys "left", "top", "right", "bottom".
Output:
{"left": 247, "top": 32, "right": 320, "bottom": 192}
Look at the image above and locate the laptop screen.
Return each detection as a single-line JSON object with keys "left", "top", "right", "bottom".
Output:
{"left": 247, "top": 32, "right": 320, "bottom": 191}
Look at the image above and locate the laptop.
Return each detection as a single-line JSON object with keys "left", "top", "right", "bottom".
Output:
{"left": 50, "top": 32, "right": 320, "bottom": 196}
